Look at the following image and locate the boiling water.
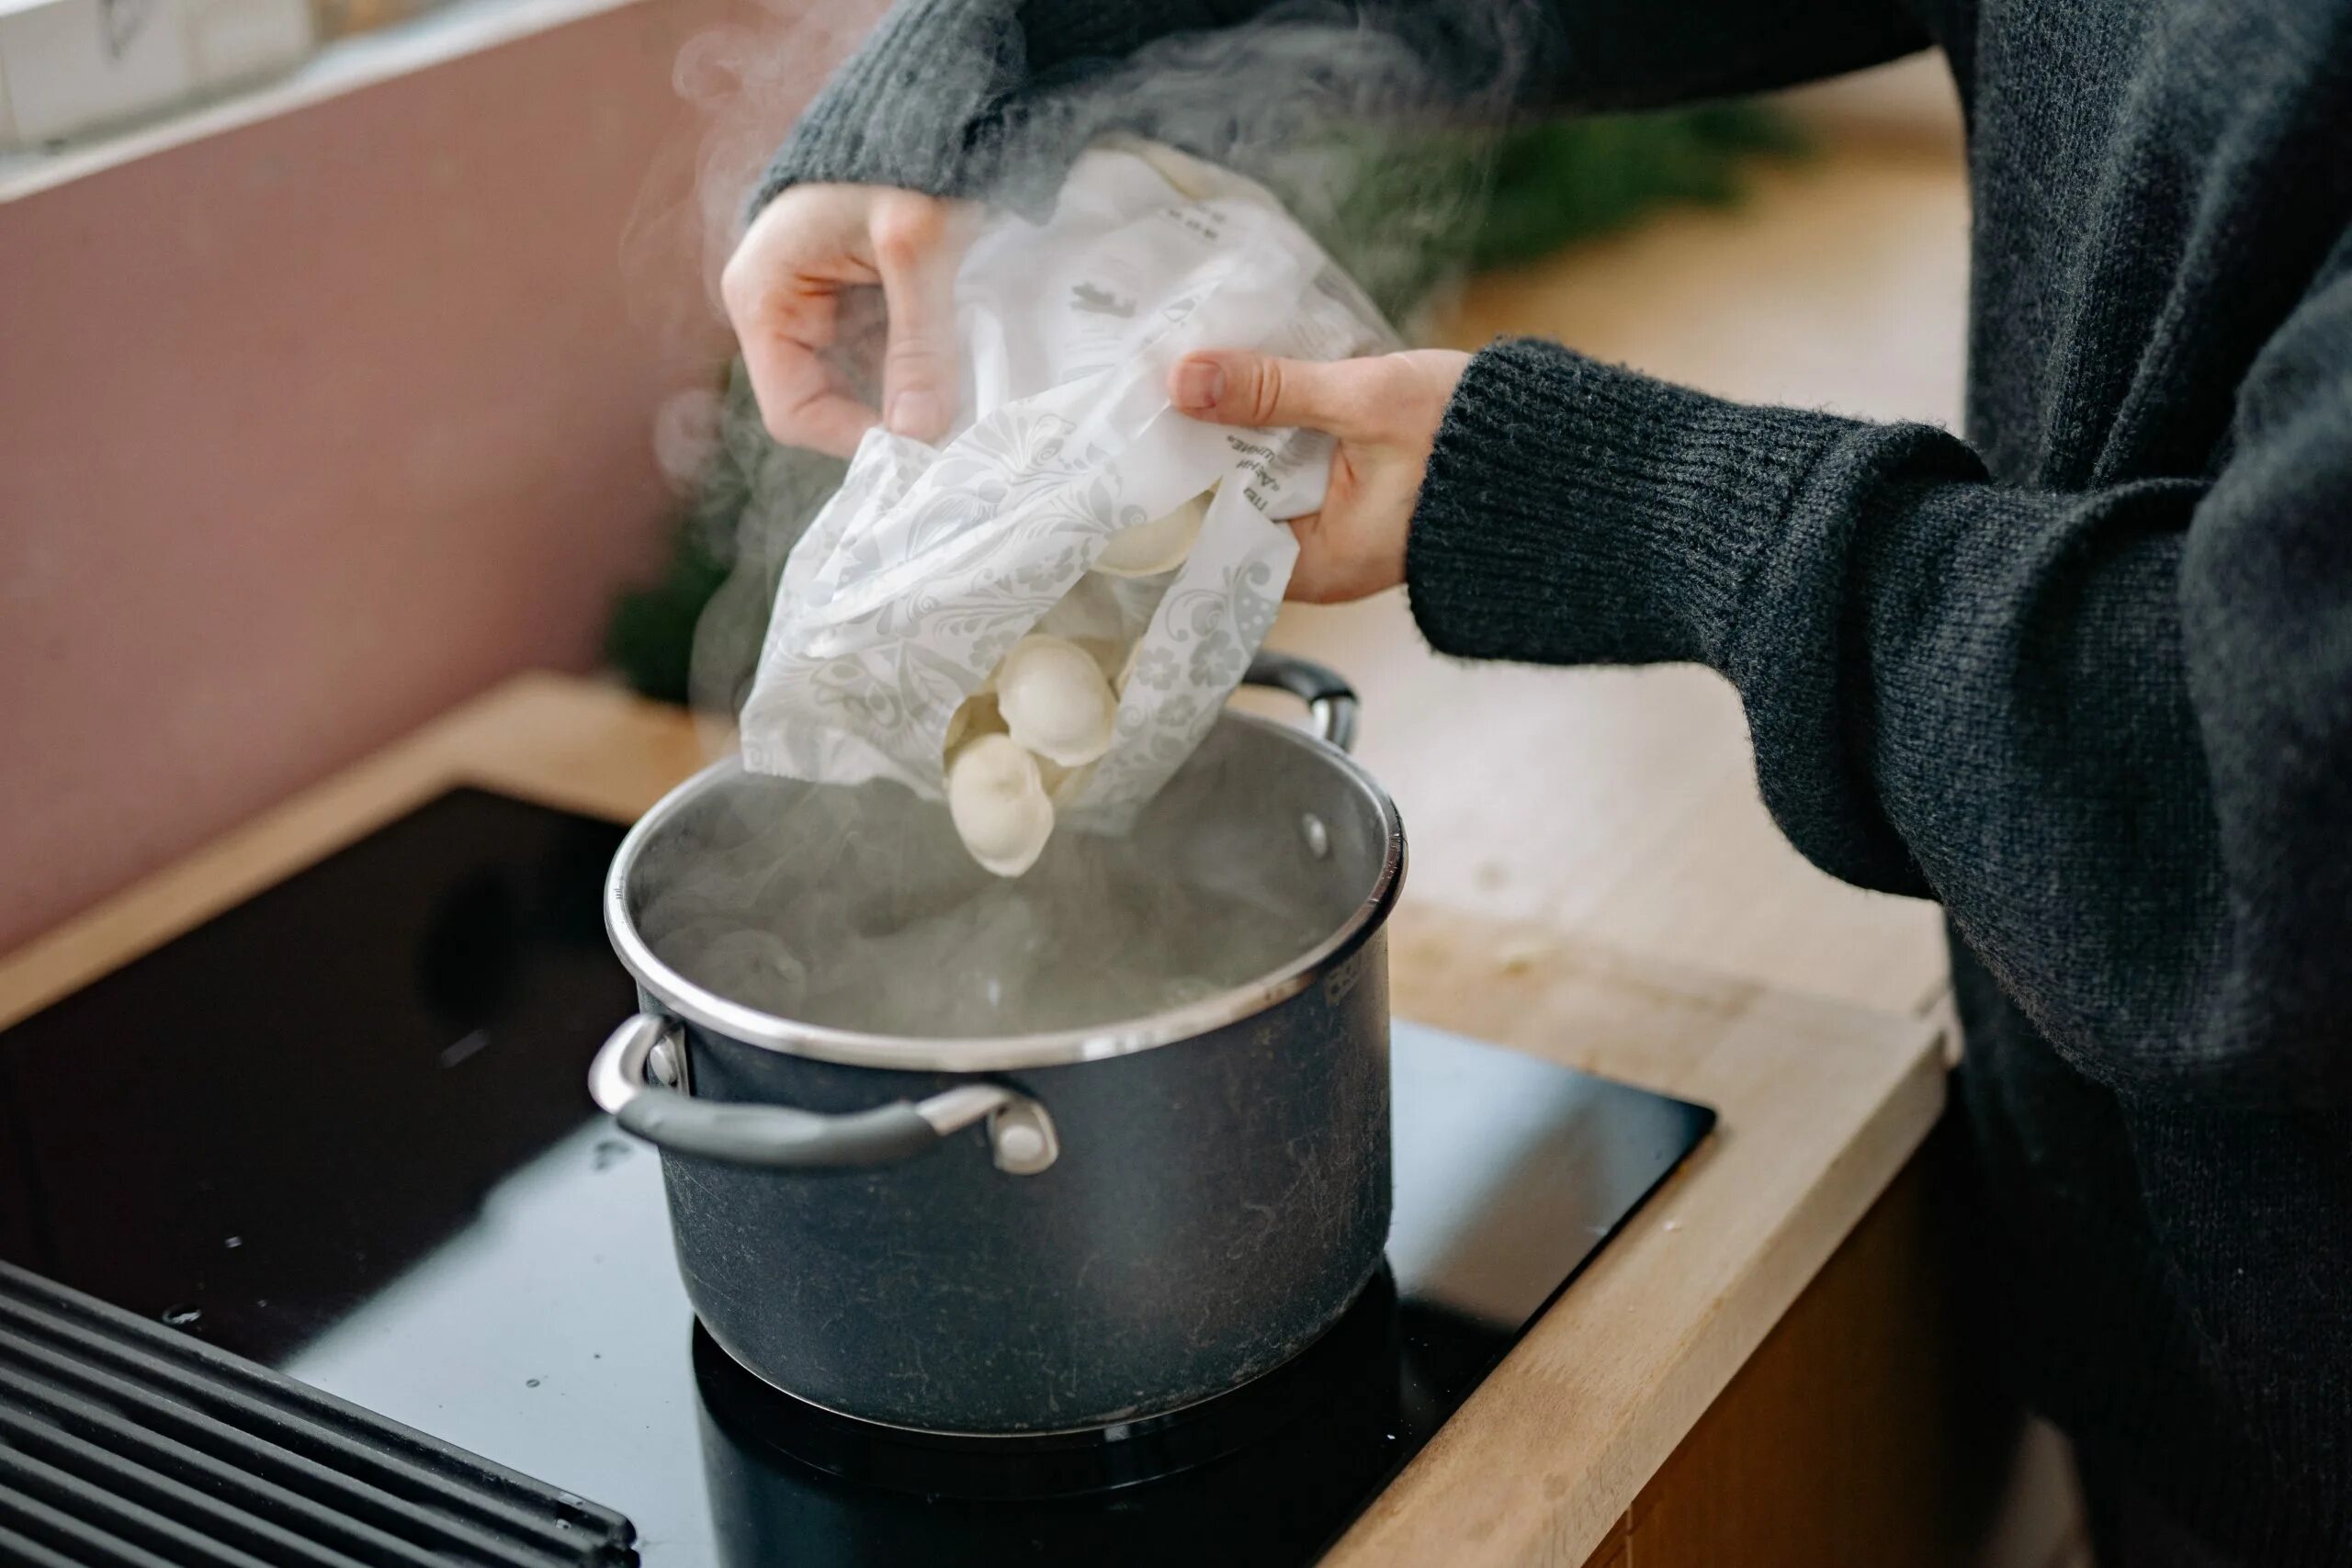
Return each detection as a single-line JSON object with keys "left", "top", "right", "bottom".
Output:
{"left": 636, "top": 779, "right": 1339, "bottom": 1039}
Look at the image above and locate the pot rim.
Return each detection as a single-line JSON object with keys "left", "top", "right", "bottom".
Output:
{"left": 604, "top": 712, "right": 1406, "bottom": 1073}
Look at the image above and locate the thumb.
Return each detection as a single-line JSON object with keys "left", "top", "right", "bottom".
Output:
{"left": 1168, "top": 351, "right": 1376, "bottom": 436}
{"left": 873, "top": 205, "right": 967, "bottom": 442}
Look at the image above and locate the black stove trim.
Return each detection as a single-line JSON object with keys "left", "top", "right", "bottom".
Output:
{"left": 0, "top": 1260, "right": 638, "bottom": 1568}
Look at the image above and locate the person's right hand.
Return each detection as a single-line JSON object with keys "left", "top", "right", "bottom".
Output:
{"left": 720, "top": 184, "right": 977, "bottom": 457}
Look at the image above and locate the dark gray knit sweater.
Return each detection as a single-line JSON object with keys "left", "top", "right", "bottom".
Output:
{"left": 758, "top": 3, "right": 2352, "bottom": 1562}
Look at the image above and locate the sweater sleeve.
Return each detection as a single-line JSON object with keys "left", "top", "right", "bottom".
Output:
{"left": 1405, "top": 267, "right": 2352, "bottom": 1112}
{"left": 753, "top": 0, "right": 1930, "bottom": 217}
{"left": 748, "top": 0, "right": 1225, "bottom": 215}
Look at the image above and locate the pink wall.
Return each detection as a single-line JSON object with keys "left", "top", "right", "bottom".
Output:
{"left": 0, "top": 0, "right": 863, "bottom": 953}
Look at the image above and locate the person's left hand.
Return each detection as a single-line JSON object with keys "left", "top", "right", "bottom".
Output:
{"left": 1168, "top": 347, "right": 1469, "bottom": 603}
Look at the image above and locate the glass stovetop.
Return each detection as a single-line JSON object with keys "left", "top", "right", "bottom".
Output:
{"left": 0, "top": 787, "right": 1713, "bottom": 1566}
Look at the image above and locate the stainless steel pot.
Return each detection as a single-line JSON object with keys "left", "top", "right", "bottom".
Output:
{"left": 590, "top": 654, "right": 1405, "bottom": 1435}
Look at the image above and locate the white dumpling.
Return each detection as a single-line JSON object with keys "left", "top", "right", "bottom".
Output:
{"left": 1095, "top": 491, "right": 1208, "bottom": 578}
{"left": 946, "top": 734, "right": 1056, "bottom": 877}
{"left": 994, "top": 635, "right": 1117, "bottom": 767}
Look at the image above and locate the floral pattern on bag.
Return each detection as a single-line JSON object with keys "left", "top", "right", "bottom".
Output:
{"left": 740, "top": 141, "right": 1396, "bottom": 818}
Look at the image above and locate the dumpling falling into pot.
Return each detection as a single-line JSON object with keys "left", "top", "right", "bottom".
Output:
{"left": 994, "top": 634, "right": 1118, "bottom": 768}
{"left": 946, "top": 733, "right": 1057, "bottom": 877}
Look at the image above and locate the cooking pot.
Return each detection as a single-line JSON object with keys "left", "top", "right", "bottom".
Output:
{"left": 589, "top": 653, "right": 1404, "bottom": 1435}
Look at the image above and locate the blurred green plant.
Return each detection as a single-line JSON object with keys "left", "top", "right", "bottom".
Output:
{"left": 1464, "top": 103, "right": 1804, "bottom": 269}
{"left": 607, "top": 104, "right": 1803, "bottom": 704}
{"left": 604, "top": 497, "right": 733, "bottom": 710}
{"left": 605, "top": 364, "right": 844, "bottom": 709}
{"left": 1306, "top": 102, "right": 1805, "bottom": 322}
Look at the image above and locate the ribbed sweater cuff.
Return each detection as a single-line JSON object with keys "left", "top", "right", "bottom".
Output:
{"left": 750, "top": 0, "right": 1029, "bottom": 218}
{"left": 1406, "top": 336, "right": 1838, "bottom": 671}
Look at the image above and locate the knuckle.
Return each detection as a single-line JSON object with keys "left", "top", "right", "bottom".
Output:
{"left": 882, "top": 337, "right": 944, "bottom": 383}
{"left": 1251, "top": 360, "right": 1289, "bottom": 424}
{"left": 718, "top": 251, "right": 763, "bottom": 319}
{"left": 870, "top": 195, "right": 945, "bottom": 265}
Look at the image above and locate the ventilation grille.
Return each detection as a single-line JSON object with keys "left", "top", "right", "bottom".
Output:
{"left": 0, "top": 1261, "right": 636, "bottom": 1567}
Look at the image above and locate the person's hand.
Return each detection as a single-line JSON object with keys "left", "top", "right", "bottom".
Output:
{"left": 721, "top": 185, "right": 978, "bottom": 457}
{"left": 1168, "top": 348, "right": 1469, "bottom": 603}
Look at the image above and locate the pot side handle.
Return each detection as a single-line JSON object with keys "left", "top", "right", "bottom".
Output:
{"left": 588, "top": 1014, "right": 1059, "bottom": 1174}
{"left": 1242, "top": 651, "right": 1359, "bottom": 753}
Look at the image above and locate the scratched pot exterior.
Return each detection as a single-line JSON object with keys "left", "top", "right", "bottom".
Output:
{"left": 606, "top": 708, "right": 1404, "bottom": 1435}
{"left": 651, "top": 942, "right": 1387, "bottom": 1432}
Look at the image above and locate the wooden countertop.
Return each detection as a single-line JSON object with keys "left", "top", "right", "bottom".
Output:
{"left": 0, "top": 671, "right": 1946, "bottom": 1568}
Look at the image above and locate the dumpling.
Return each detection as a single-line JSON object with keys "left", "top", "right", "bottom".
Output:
{"left": 1094, "top": 491, "right": 1209, "bottom": 578}
{"left": 946, "top": 734, "right": 1056, "bottom": 877}
{"left": 994, "top": 635, "right": 1118, "bottom": 768}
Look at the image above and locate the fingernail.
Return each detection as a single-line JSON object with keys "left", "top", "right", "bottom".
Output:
{"left": 1172, "top": 358, "right": 1225, "bottom": 412}
{"left": 888, "top": 390, "right": 941, "bottom": 435}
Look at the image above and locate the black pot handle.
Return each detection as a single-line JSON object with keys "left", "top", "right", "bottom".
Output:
{"left": 1242, "top": 651, "right": 1359, "bottom": 753}
{"left": 587, "top": 1014, "right": 1059, "bottom": 1174}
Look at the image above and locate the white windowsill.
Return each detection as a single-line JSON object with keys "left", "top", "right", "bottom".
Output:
{"left": 0, "top": 0, "right": 655, "bottom": 203}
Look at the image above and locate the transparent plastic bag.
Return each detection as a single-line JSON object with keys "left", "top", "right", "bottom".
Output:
{"left": 740, "top": 140, "right": 1397, "bottom": 863}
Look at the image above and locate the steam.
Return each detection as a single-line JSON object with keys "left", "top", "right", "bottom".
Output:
{"left": 639, "top": 0, "right": 1553, "bottom": 733}
{"left": 1007, "top": 1, "right": 1554, "bottom": 320}
{"left": 636, "top": 738, "right": 1349, "bottom": 1037}
{"left": 618, "top": 1, "right": 1538, "bottom": 1032}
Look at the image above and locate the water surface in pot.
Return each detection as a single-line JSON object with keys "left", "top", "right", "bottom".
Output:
{"left": 630, "top": 718, "right": 1387, "bottom": 1039}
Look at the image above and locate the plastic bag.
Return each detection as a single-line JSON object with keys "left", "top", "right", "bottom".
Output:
{"left": 738, "top": 140, "right": 1397, "bottom": 863}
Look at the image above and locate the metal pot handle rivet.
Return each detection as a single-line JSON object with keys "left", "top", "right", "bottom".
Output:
{"left": 588, "top": 1014, "right": 1059, "bottom": 1175}
{"left": 987, "top": 1098, "right": 1059, "bottom": 1176}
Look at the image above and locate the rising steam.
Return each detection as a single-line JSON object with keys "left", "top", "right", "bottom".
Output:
{"left": 617, "top": 1, "right": 1538, "bottom": 1029}
{"left": 633, "top": 0, "right": 1553, "bottom": 733}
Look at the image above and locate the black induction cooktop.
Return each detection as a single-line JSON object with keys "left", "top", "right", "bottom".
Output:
{"left": 0, "top": 787, "right": 1714, "bottom": 1565}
